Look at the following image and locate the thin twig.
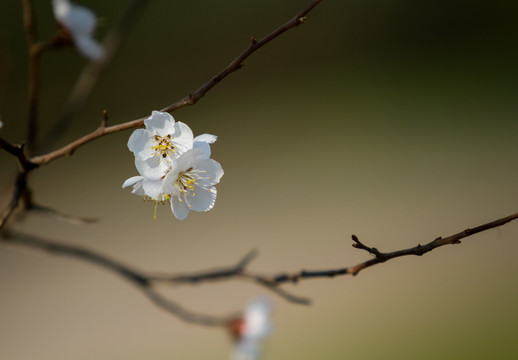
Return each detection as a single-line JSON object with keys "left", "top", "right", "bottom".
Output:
{"left": 152, "top": 250, "right": 258, "bottom": 283}
{"left": 160, "top": 0, "right": 324, "bottom": 113}
{"left": 30, "top": 0, "right": 324, "bottom": 165}
{"left": 258, "top": 211, "right": 518, "bottom": 283}
{"left": 141, "top": 287, "right": 227, "bottom": 326}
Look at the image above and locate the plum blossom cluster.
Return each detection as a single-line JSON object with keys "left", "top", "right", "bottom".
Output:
{"left": 228, "top": 298, "right": 274, "bottom": 360}
{"left": 123, "top": 111, "right": 223, "bottom": 220}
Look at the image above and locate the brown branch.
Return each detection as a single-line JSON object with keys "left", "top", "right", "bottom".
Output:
{"left": 3, "top": 210, "right": 517, "bottom": 313}
{"left": 30, "top": 0, "right": 324, "bottom": 165}
{"left": 0, "top": 231, "right": 230, "bottom": 326}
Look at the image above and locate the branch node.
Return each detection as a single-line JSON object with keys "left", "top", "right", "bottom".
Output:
{"left": 297, "top": 16, "right": 307, "bottom": 24}
{"left": 101, "top": 109, "right": 108, "bottom": 128}
{"left": 250, "top": 36, "right": 257, "bottom": 44}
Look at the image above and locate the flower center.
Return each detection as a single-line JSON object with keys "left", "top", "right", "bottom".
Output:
{"left": 173, "top": 167, "right": 212, "bottom": 206}
{"left": 175, "top": 167, "right": 197, "bottom": 192}
{"left": 151, "top": 134, "right": 176, "bottom": 159}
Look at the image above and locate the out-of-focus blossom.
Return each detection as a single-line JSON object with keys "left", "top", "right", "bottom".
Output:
{"left": 228, "top": 298, "right": 274, "bottom": 360}
{"left": 52, "top": 0, "right": 104, "bottom": 61}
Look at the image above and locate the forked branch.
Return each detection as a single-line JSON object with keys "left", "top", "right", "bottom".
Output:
{"left": 1, "top": 210, "right": 516, "bottom": 324}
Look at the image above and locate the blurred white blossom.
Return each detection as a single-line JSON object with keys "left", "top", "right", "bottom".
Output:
{"left": 229, "top": 298, "right": 274, "bottom": 360}
{"left": 52, "top": 0, "right": 104, "bottom": 61}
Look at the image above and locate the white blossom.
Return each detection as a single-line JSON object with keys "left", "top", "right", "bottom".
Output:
{"left": 161, "top": 148, "right": 223, "bottom": 220}
{"left": 122, "top": 169, "right": 167, "bottom": 203}
{"left": 123, "top": 111, "right": 222, "bottom": 221}
{"left": 52, "top": 0, "right": 104, "bottom": 61}
{"left": 128, "top": 111, "right": 195, "bottom": 180}
{"left": 122, "top": 158, "right": 170, "bottom": 221}
{"left": 229, "top": 298, "right": 274, "bottom": 360}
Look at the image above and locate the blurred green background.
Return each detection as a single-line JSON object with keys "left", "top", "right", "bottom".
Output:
{"left": 1, "top": 0, "right": 518, "bottom": 359}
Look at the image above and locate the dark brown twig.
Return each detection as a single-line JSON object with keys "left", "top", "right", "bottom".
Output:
{"left": 0, "top": 173, "right": 29, "bottom": 231}
{"left": 257, "top": 211, "right": 518, "bottom": 283}
{"left": 30, "top": 0, "right": 324, "bottom": 165}
{"left": 0, "top": 138, "right": 37, "bottom": 171}
{"left": 159, "top": 0, "right": 324, "bottom": 113}
{"left": 21, "top": 0, "right": 39, "bottom": 155}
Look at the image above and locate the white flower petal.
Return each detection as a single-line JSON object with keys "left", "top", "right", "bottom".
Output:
{"left": 128, "top": 129, "right": 153, "bottom": 160}
{"left": 122, "top": 176, "right": 144, "bottom": 188}
{"left": 194, "top": 133, "right": 217, "bottom": 144}
{"left": 171, "top": 194, "right": 190, "bottom": 220}
{"left": 135, "top": 157, "right": 168, "bottom": 180}
{"left": 169, "top": 148, "right": 199, "bottom": 174}
{"left": 144, "top": 111, "right": 175, "bottom": 136}
{"left": 196, "top": 159, "right": 224, "bottom": 186}
{"left": 141, "top": 179, "right": 163, "bottom": 200}
{"left": 193, "top": 134, "right": 217, "bottom": 158}
{"left": 173, "top": 122, "right": 194, "bottom": 153}
{"left": 193, "top": 141, "right": 211, "bottom": 159}
{"left": 185, "top": 186, "right": 216, "bottom": 212}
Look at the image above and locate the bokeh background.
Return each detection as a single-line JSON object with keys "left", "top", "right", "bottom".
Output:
{"left": 1, "top": 0, "right": 518, "bottom": 359}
